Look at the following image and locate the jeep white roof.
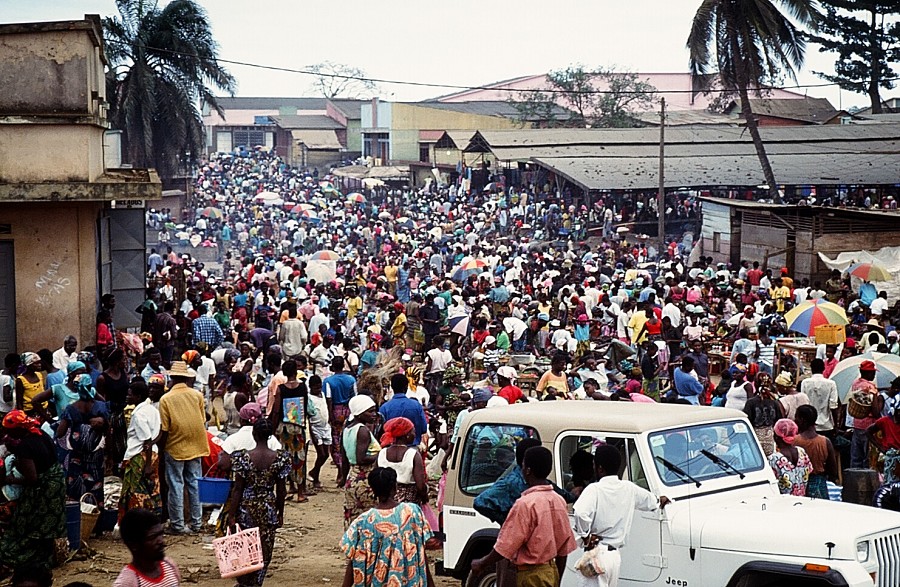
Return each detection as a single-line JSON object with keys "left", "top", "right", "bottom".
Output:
{"left": 464, "top": 401, "right": 747, "bottom": 435}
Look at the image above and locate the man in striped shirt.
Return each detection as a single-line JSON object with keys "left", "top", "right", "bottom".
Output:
{"left": 754, "top": 326, "right": 777, "bottom": 376}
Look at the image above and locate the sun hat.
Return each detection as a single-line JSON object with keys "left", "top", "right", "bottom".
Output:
{"left": 168, "top": 361, "right": 197, "bottom": 378}
{"left": 497, "top": 366, "right": 518, "bottom": 380}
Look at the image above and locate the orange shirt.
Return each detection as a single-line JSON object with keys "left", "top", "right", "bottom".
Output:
{"left": 493, "top": 485, "right": 576, "bottom": 565}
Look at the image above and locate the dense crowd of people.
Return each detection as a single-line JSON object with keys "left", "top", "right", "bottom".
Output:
{"left": 6, "top": 147, "right": 900, "bottom": 587}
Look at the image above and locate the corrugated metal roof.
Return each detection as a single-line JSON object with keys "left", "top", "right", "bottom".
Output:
{"left": 487, "top": 138, "right": 900, "bottom": 162}
{"left": 212, "top": 97, "right": 327, "bottom": 110}
{"left": 271, "top": 115, "right": 344, "bottom": 130}
{"left": 738, "top": 97, "right": 840, "bottom": 124}
{"left": 468, "top": 123, "right": 900, "bottom": 150}
{"left": 291, "top": 130, "right": 343, "bottom": 150}
{"left": 411, "top": 100, "right": 572, "bottom": 121}
{"left": 332, "top": 165, "right": 409, "bottom": 180}
{"left": 533, "top": 151, "right": 900, "bottom": 191}
{"left": 328, "top": 99, "right": 366, "bottom": 119}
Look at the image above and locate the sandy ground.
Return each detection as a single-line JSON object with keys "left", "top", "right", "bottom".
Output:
{"left": 53, "top": 463, "right": 459, "bottom": 586}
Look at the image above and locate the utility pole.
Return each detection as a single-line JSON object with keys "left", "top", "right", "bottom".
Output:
{"left": 657, "top": 97, "right": 666, "bottom": 259}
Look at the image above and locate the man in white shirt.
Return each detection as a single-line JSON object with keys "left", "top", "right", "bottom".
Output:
{"left": 570, "top": 446, "right": 670, "bottom": 587}
{"left": 799, "top": 358, "right": 840, "bottom": 434}
{"left": 219, "top": 403, "right": 282, "bottom": 454}
{"left": 870, "top": 291, "right": 889, "bottom": 320}
{"left": 52, "top": 335, "right": 79, "bottom": 371}
{"left": 278, "top": 308, "right": 309, "bottom": 359}
{"left": 661, "top": 298, "right": 682, "bottom": 328}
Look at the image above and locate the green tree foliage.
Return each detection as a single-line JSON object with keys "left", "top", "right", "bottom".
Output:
{"left": 805, "top": 1, "right": 900, "bottom": 113}
{"left": 509, "top": 65, "right": 657, "bottom": 128}
{"left": 104, "top": 0, "right": 236, "bottom": 177}
{"left": 687, "top": 0, "right": 822, "bottom": 202}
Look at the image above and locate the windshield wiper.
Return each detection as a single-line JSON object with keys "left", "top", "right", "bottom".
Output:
{"left": 655, "top": 455, "right": 701, "bottom": 487}
{"left": 699, "top": 449, "right": 745, "bottom": 480}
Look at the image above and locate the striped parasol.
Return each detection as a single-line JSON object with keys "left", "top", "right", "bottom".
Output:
{"left": 847, "top": 262, "right": 892, "bottom": 282}
{"left": 784, "top": 299, "right": 849, "bottom": 336}
{"left": 449, "top": 314, "right": 470, "bottom": 337}
{"left": 200, "top": 207, "right": 224, "bottom": 220}
{"left": 346, "top": 192, "right": 366, "bottom": 203}
{"left": 310, "top": 250, "right": 340, "bottom": 261}
{"left": 829, "top": 352, "right": 900, "bottom": 401}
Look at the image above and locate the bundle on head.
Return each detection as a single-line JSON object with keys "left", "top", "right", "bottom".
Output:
{"left": 357, "top": 345, "right": 405, "bottom": 405}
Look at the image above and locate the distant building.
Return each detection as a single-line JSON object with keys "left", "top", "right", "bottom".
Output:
{"left": 0, "top": 16, "right": 161, "bottom": 356}
{"left": 432, "top": 72, "right": 807, "bottom": 112}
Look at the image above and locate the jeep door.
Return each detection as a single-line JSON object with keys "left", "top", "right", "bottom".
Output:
{"left": 555, "top": 432, "right": 664, "bottom": 584}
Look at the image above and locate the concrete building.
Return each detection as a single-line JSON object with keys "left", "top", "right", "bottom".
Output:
{"left": 0, "top": 16, "right": 160, "bottom": 357}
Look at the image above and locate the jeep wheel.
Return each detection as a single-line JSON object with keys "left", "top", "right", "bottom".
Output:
{"left": 466, "top": 564, "right": 497, "bottom": 587}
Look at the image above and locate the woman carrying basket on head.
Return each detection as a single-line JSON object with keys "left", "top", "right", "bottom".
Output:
{"left": 227, "top": 418, "right": 290, "bottom": 587}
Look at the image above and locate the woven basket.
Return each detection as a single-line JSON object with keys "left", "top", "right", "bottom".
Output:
{"left": 213, "top": 524, "right": 265, "bottom": 579}
{"left": 848, "top": 392, "right": 873, "bottom": 419}
{"left": 79, "top": 493, "right": 100, "bottom": 546}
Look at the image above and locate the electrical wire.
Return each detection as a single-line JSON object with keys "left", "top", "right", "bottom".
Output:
{"left": 104, "top": 39, "right": 900, "bottom": 97}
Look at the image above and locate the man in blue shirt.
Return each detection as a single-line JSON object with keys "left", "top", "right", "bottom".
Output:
{"left": 379, "top": 374, "right": 427, "bottom": 445}
{"left": 673, "top": 356, "right": 704, "bottom": 405}
{"left": 191, "top": 306, "right": 224, "bottom": 349}
{"left": 324, "top": 356, "right": 357, "bottom": 485}
{"left": 147, "top": 248, "right": 164, "bottom": 274}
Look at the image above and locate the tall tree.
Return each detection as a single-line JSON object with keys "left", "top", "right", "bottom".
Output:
{"left": 805, "top": 1, "right": 900, "bottom": 113}
{"left": 509, "top": 65, "right": 657, "bottom": 128}
{"left": 687, "top": 0, "right": 821, "bottom": 202}
{"left": 104, "top": 0, "right": 236, "bottom": 178}
{"left": 307, "top": 62, "right": 378, "bottom": 99}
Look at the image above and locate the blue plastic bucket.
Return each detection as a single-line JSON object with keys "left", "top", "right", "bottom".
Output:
{"left": 66, "top": 503, "right": 81, "bottom": 550}
{"left": 198, "top": 477, "right": 232, "bottom": 504}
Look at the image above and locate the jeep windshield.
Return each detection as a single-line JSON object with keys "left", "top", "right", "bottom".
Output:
{"left": 648, "top": 420, "right": 765, "bottom": 487}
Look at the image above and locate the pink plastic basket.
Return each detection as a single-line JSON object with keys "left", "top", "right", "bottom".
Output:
{"left": 212, "top": 524, "right": 265, "bottom": 579}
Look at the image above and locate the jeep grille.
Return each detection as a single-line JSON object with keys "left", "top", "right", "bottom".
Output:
{"left": 874, "top": 532, "right": 900, "bottom": 587}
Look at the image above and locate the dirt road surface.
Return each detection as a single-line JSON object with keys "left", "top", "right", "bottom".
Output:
{"left": 54, "top": 464, "right": 460, "bottom": 586}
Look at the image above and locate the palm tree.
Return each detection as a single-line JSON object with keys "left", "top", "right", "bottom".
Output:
{"left": 687, "top": 0, "right": 821, "bottom": 202}
{"left": 103, "top": 0, "right": 235, "bottom": 178}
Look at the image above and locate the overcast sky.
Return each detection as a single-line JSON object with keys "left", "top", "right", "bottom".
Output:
{"left": 5, "top": 0, "right": 888, "bottom": 110}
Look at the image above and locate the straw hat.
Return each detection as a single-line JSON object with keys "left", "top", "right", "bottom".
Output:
{"left": 168, "top": 361, "right": 197, "bottom": 378}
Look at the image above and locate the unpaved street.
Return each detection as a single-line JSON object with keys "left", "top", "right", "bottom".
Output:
{"left": 54, "top": 464, "right": 458, "bottom": 586}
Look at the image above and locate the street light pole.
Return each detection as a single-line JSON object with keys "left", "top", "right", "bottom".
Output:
{"left": 657, "top": 97, "right": 666, "bottom": 259}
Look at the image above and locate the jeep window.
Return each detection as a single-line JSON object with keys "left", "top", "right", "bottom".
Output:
{"left": 648, "top": 421, "right": 765, "bottom": 487}
{"left": 556, "top": 434, "right": 648, "bottom": 492}
{"left": 459, "top": 424, "right": 539, "bottom": 495}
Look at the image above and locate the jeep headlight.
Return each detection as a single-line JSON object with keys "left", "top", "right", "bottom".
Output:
{"left": 857, "top": 540, "right": 870, "bottom": 563}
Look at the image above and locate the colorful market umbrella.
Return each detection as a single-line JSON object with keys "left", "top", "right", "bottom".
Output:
{"left": 291, "top": 203, "right": 316, "bottom": 213}
{"left": 298, "top": 209, "right": 318, "bottom": 219}
{"left": 784, "top": 299, "right": 849, "bottom": 336}
{"left": 255, "top": 191, "right": 281, "bottom": 201}
{"left": 310, "top": 250, "right": 340, "bottom": 261}
{"left": 200, "top": 207, "right": 224, "bottom": 220}
{"left": 829, "top": 352, "right": 900, "bottom": 401}
{"left": 347, "top": 192, "right": 366, "bottom": 203}
{"left": 458, "top": 258, "right": 488, "bottom": 271}
{"left": 847, "top": 262, "right": 892, "bottom": 282}
{"left": 449, "top": 314, "right": 470, "bottom": 337}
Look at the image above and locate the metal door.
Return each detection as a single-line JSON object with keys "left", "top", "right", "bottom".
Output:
{"left": 0, "top": 242, "right": 15, "bottom": 356}
{"left": 101, "top": 208, "right": 147, "bottom": 330}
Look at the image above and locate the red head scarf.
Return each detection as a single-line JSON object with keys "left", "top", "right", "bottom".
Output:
{"left": 3, "top": 410, "right": 43, "bottom": 436}
{"left": 380, "top": 417, "right": 415, "bottom": 447}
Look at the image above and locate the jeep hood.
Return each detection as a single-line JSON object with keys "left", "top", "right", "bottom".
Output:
{"left": 669, "top": 494, "right": 900, "bottom": 560}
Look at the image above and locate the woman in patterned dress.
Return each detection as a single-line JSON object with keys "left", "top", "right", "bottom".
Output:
{"left": 227, "top": 419, "right": 290, "bottom": 587}
{"left": 340, "top": 467, "right": 435, "bottom": 587}
{"left": 768, "top": 418, "right": 812, "bottom": 496}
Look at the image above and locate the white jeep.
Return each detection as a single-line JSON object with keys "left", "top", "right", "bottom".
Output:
{"left": 438, "top": 402, "right": 900, "bottom": 587}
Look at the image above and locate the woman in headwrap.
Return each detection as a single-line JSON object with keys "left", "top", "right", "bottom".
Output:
{"left": 56, "top": 374, "right": 109, "bottom": 503}
{"left": 14, "top": 352, "right": 46, "bottom": 419}
{"left": 769, "top": 418, "right": 812, "bottom": 496}
{"left": 377, "top": 417, "right": 428, "bottom": 505}
{"left": 0, "top": 410, "right": 66, "bottom": 571}
{"left": 341, "top": 395, "right": 381, "bottom": 527}
{"left": 743, "top": 372, "right": 784, "bottom": 457}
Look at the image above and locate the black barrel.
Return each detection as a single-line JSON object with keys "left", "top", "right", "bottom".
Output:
{"left": 842, "top": 468, "right": 881, "bottom": 506}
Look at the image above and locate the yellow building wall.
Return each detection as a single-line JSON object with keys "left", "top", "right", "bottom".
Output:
{"left": 0, "top": 124, "right": 105, "bottom": 183}
{"left": 0, "top": 202, "right": 102, "bottom": 352}
{"left": 389, "top": 103, "right": 520, "bottom": 162}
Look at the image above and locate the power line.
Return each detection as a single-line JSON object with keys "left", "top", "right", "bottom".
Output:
{"left": 105, "top": 39, "right": 900, "bottom": 97}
